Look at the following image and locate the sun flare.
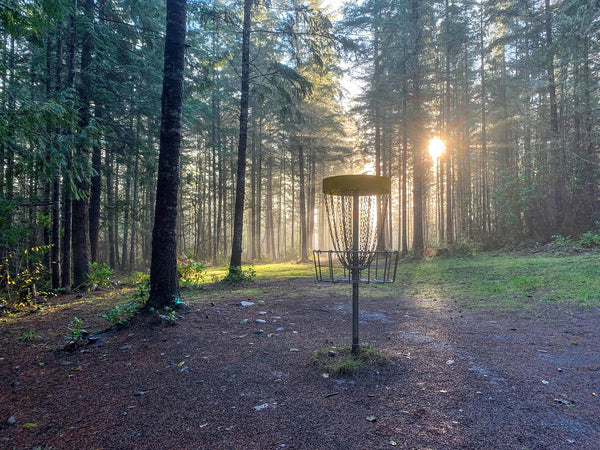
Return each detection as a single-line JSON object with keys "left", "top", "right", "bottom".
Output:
{"left": 428, "top": 137, "right": 445, "bottom": 160}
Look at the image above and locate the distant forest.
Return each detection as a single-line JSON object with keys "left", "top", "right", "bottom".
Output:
{"left": 1, "top": 0, "right": 599, "bottom": 290}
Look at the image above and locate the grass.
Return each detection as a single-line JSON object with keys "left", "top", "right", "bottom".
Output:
{"left": 394, "top": 254, "right": 600, "bottom": 308}
{"left": 204, "top": 262, "right": 313, "bottom": 281}
{"left": 312, "top": 344, "right": 392, "bottom": 376}
{"left": 198, "top": 255, "right": 600, "bottom": 309}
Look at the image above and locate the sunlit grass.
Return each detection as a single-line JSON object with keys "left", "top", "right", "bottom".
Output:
{"left": 394, "top": 254, "right": 600, "bottom": 308}
{"left": 204, "top": 262, "right": 314, "bottom": 282}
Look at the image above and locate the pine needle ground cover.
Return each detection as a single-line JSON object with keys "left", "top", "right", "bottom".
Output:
{"left": 1, "top": 255, "right": 599, "bottom": 448}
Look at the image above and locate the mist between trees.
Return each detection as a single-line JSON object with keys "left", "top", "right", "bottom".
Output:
{"left": 1, "top": 0, "right": 599, "bottom": 293}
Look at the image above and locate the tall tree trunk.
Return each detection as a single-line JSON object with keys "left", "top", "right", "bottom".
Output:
{"left": 129, "top": 153, "right": 139, "bottom": 269}
{"left": 148, "top": 0, "right": 187, "bottom": 309}
{"left": 229, "top": 0, "right": 252, "bottom": 270}
{"left": 61, "top": 0, "right": 78, "bottom": 290}
{"left": 298, "top": 142, "right": 308, "bottom": 262}
{"left": 89, "top": 106, "right": 102, "bottom": 263}
{"left": 72, "top": 0, "right": 94, "bottom": 289}
{"left": 106, "top": 149, "right": 116, "bottom": 268}
{"left": 409, "top": 0, "right": 424, "bottom": 253}
{"left": 121, "top": 162, "right": 131, "bottom": 269}
{"left": 544, "top": 0, "right": 563, "bottom": 232}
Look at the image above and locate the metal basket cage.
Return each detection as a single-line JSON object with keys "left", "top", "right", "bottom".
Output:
{"left": 313, "top": 250, "right": 399, "bottom": 284}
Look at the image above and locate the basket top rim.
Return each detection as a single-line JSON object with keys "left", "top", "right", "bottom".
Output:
{"left": 323, "top": 175, "right": 391, "bottom": 196}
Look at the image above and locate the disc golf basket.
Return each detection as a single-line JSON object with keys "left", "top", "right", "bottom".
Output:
{"left": 313, "top": 175, "right": 399, "bottom": 353}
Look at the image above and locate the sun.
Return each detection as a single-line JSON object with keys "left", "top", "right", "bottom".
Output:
{"left": 428, "top": 137, "right": 445, "bottom": 160}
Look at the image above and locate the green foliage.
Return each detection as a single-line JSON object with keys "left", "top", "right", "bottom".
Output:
{"left": 224, "top": 265, "right": 256, "bottom": 284}
{"left": 549, "top": 235, "right": 574, "bottom": 247}
{"left": 577, "top": 223, "right": 600, "bottom": 248}
{"left": 101, "top": 278, "right": 149, "bottom": 326}
{"left": 155, "top": 305, "right": 178, "bottom": 324}
{"left": 0, "top": 245, "right": 50, "bottom": 309}
{"left": 65, "top": 317, "right": 88, "bottom": 344}
{"left": 312, "top": 345, "right": 391, "bottom": 376}
{"left": 177, "top": 258, "right": 207, "bottom": 288}
{"left": 18, "top": 331, "right": 42, "bottom": 343}
{"left": 88, "top": 263, "right": 114, "bottom": 290}
{"left": 547, "top": 225, "right": 600, "bottom": 251}
{"left": 434, "top": 240, "right": 475, "bottom": 258}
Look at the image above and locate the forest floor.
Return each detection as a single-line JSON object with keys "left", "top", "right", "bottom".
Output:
{"left": 1, "top": 276, "right": 599, "bottom": 449}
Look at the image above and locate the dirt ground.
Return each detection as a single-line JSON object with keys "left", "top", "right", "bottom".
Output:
{"left": 1, "top": 277, "right": 599, "bottom": 449}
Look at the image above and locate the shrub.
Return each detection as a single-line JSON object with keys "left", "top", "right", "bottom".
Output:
{"left": 101, "top": 278, "right": 149, "bottom": 326}
{"left": 65, "top": 317, "right": 88, "bottom": 344}
{"left": 0, "top": 246, "right": 50, "bottom": 309}
{"left": 549, "top": 234, "right": 573, "bottom": 247}
{"left": 177, "top": 258, "right": 207, "bottom": 288}
{"left": 578, "top": 230, "right": 600, "bottom": 248}
{"left": 223, "top": 265, "right": 256, "bottom": 284}
{"left": 88, "top": 262, "right": 114, "bottom": 290}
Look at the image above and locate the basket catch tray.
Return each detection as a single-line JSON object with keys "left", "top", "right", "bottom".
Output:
{"left": 313, "top": 250, "right": 399, "bottom": 284}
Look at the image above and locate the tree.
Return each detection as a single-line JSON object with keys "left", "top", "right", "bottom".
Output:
{"left": 228, "top": 0, "right": 252, "bottom": 271}
{"left": 147, "top": 0, "right": 187, "bottom": 309}
{"left": 71, "top": 0, "right": 94, "bottom": 289}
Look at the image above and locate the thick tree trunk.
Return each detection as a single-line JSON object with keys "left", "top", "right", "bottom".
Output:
{"left": 72, "top": 0, "right": 94, "bottom": 289}
{"left": 409, "top": 0, "right": 424, "bottom": 253}
{"left": 147, "top": 0, "right": 187, "bottom": 309}
{"left": 61, "top": 0, "right": 77, "bottom": 290}
{"left": 229, "top": 0, "right": 252, "bottom": 270}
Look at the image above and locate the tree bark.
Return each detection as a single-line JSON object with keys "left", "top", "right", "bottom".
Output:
{"left": 148, "top": 0, "right": 187, "bottom": 309}
{"left": 72, "top": 0, "right": 94, "bottom": 289}
{"left": 229, "top": 0, "right": 252, "bottom": 270}
{"left": 298, "top": 142, "right": 308, "bottom": 262}
{"left": 409, "top": 0, "right": 424, "bottom": 253}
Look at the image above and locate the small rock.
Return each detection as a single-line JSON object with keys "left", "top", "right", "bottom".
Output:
{"left": 119, "top": 345, "right": 132, "bottom": 350}
{"left": 290, "top": 348, "right": 300, "bottom": 352}
{"left": 6, "top": 416, "right": 16, "bottom": 425}
{"left": 276, "top": 327, "right": 285, "bottom": 331}
{"left": 254, "top": 403, "right": 269, "bottom": 411}
{"left": 328, "top": 350, "right": 336, "bottom": 357}
{"left": 366, "top": 415, "right": 377, "bottom": 422}
{"left": 88, "top": 336, "right": 105, "bottom": 347}
{"left": 256, "top": 319, "right": 266, "bottom": 324}
{"left": 259, "top": 311, "right": 267, "bottom": 315}
{"left": 240, "top": 301, "right": 254, "bottom": 307}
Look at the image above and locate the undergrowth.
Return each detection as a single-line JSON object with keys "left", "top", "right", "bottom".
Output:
{"left": 312, "top": 344, "right": 392, "bottom": 376}
{"left": 101, "top": 279, "right": 149, "bottom": 326}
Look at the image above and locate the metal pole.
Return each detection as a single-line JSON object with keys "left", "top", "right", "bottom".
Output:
{"left": 352, "top": 191, "right": 360, "bottom": 354}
